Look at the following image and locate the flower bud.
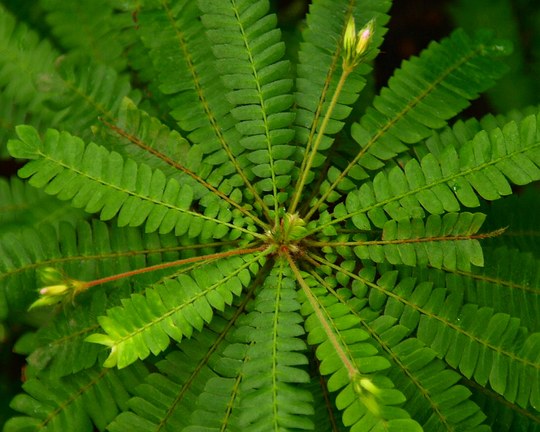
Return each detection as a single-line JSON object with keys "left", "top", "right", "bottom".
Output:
{"left": 28, "top": 293, "right": 65, "bottom": 310}
{"left": 29, "top": 269, "right": 88, "bottom": 310}
{"left": 39, "top": 284, "right": 69, "bottom": 296}
{"left": 355, "top": 20, "right": 374, "bottom": 57}
{"left": 342, "top": 17, "right": 375, "bottom": 69}
{"left": 343, "top": 16, "right": 356, "bottom": 58}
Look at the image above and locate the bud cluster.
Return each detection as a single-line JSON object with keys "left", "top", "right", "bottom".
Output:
{"left": 29, "top": 267, "right": 88, "bottom": 310}
{"left": 342, "top": 16, "right": 375, "bottom": 69}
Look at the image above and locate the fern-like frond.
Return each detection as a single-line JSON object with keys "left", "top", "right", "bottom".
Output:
{"left": 2, "top": 1, "right": 539, "bottom": 430}
{"left": 308, "top": 373, "right": 348, "bottom": 432}
{"left": 87, "top": 249, "right": 269, "bottom": 368}
{"left": 398, "top": 244, "right": 540, "bottom": 334}
{"left": 0, "top": 91, "right": 52, "bottom": 158}
{"left": 481, "top": 186, "right": 540, "bottom": 255}
{"left": 325, "top": 113, "right": 540, "bottom": 234}
{"left": 311, "top": 212, "right": 488, "bottom": 271}
{"left": 373, "top": 319, "right": 489, "bottom": 431}
{"left": 97, "top": 98, "right": 195, "bottom": 181}
{"left": 8, "top": 126, "right": 260, "bottom": 240}
{"left": 41, "top": 0, "right": 136, "bottom": 71}
{"left": 98, "top": 97, "right": 269, "bottom": 229}
{"left": 51, "top": 62, "right": 135, "bottom": 137}
{"left": 420, "top": 307, "right": 540, "bottom": 411}
{"left": 0, "top": 4, "right": 61, "bottom": 148}
{"left": 108, "top": 348, "right": 215, "bottom": 431}
{"left": 0, "top": 5, "right": 57, "bottom": 113}
{"left": 468, "top": 380, "right": 540, "bottom": 432}
{"left": 308, "top": 268, "right": 489, "bottom": 431}
{"left": 456, "top": 246, "right": 540, "bottom": 333}
{"left": 137, "top": 0, "right": 270, "bottom": 219}
{"left": 309, "top": 29, "right": 511, "bottom": 218}
{"left": 107, "top": 300, "right": 259, "bottom": 432}
{"left": 18, "top": 288, "right": 107, "bottom": 379}
{"left": 231, "top": 260, "right": 312, "bottom": 430}
{"left": 308, "top": 254, "right": 540, "bottom": 412}
{"left": 4, "top": 363, "right": 147, "bottom": 432}
{"left": 379, "top": 274, "right": 540, "bottom": 411}
{"left": 450, "top": 0, "right": 534, "bottom": 111}
{"left": 0, "top": 225, "right": 62, "bottom": 311}
{"left": 200, "top": 0, "right": 296, "bottom": 217}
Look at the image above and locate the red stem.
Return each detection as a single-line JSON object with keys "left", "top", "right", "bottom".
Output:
{"left": 84, "top": 246, "right": 267, "bottom": 289}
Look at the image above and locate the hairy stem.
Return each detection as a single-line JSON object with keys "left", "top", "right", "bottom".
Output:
{"left": 305, "top": 227, "right": 507, "bottom": 247}
{"left": 84, "top": 245, "right": 267, "bottom": 289}
{"left": 289, "top": 66, "right": 353, "bottom": 215}
{"left": 286, "top": 252, "right": 358, "bottom": 379}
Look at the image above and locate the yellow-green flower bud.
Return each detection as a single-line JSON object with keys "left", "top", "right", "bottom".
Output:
{"left": 28, "top": 292, "right": 65, "bottom": 310}
{"left": 343, "top": 16, "right": 356, "bottom": 60}
{"left": 29, "top": 269, "right": 88, "bottom": 310}
{"left": 355, "top": 20, "right": 374, "bottom": 57}
{"left": 39, "top": 284, "right": 69, "bottom": 296}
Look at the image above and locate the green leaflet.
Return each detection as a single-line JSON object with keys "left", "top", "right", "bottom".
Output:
{"left": 450, "top": 0, "right": 534, "bottom": 112}
{"left": 96, "top": 97, "right": 270, "bottom": 229}
{"left": 234, "top": 260, "right": 312, "bottom": 431}
{"left": 0, "top": 4, "right": 62, "bottom": 154}
{"left": 379, "top": 273, "right": 540, "bottom": 410}
{"left": 6, "top": 220, "right": 200, "bottom": 378}
{"left": 370, "top": 317, "right": 489, "bottom": 431}
{"left": 0, "top": 5, "right": 57, "bottom": 113}
{"left": 108, "top": 315, "right": 241, "bottom": 431}
{"left": 464, "top": 246, "right": 540, "bottom": 332}
{"left": 0, "top": 176, "right": 84, "bottom": 232}
{"left": 356, "top": 29, "right": 509, "bottom": 151}
{"left": 138, "top": 0, "right": 272, "bottom": 219}
{"left": 52, "top": 62, "right": 135, "bottom": 139}
{"left": 98, "top": 97, "right": 200, "bottom": 186}
{"left": 419, "top": 305, "right": 540, "bottom": 410}
{"left": 0, "top": 5, "right": 134, "bottom": 141}
{"left": 8, "top": 126, "right": 258, "bottom": 240}
{"left": 306, "top": 267, "right": 491, "bottom": 431}
{"left": 174, "top": 261, "right": 311, "bottom": 431}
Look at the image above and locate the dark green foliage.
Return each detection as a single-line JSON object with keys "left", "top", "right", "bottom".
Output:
{"left": 1, "top": 0, "right": 539, "bottom": 431}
